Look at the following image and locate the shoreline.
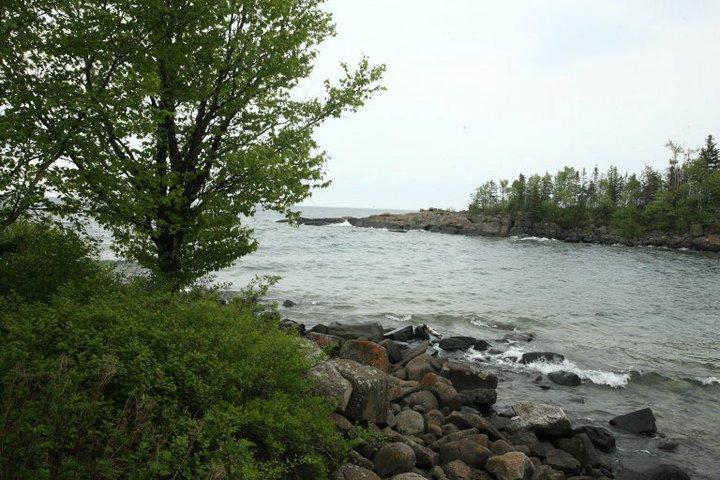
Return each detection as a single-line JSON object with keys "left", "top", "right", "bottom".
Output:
{"left": 280, "top": 208, "right": 720, "bottom": 253}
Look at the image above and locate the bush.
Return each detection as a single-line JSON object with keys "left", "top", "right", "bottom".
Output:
{"left": 0, "top": 221, "right": 104, "bottom": 302}
{"left": 0, "top": 272, "right": 346, "bottom": 479}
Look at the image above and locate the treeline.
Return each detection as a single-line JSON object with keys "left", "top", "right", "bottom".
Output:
{"left": 469, "top": 136, "right": 720, "bottom": 237}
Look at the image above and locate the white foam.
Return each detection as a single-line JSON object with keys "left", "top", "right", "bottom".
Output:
{"left": 328, "top": 219, "right": 352, "bottom": 227}
{"left": 385, "top": 313, "right": 412, "bottom": 322}
{"left": 511, "top": 236, "right": 558, "bottom": 243}
{"left": 697, "top": 376, "right": 720, "bottom": 386}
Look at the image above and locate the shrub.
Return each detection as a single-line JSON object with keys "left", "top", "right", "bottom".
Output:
{"left": 0, "top": 278, "right": 346, "bottom": 479}
{"left": 0, "top": 221, "right": 104, "bottom": 302}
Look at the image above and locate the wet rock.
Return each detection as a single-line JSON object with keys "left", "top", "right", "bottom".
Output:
{"left": 617, "top": 459, "right": 690, "bottom": 480}
{"left": 574, "top": 425, "right": 615, "bottom": 453}
{"left": 326, "top": 321, "right": 385, "bottom": 342}
{"left": 407, "top": 354, "right": 436, "bottom": 381}
{"left": 499, "top": 332, "right": 535, "bottom": 342}
{"left": 385, "top": 325, "right": 430, "bottom": 342}
{"left": 398, "top": 341, "right": 431, "bottom": 366}
{"left": 439, "top": 361, "right": 498, "bottom": 390}
{"left": 308, "top": 361, "right": 353, "bottom": 412}
{"left": 494, "top": 405, "right": 516, "bottom": 418}
{"left": 545, "top": 449, "right": 581, "bottom": 474}
{"left": 381, "top": 339, "right": 404, "bottom": 364}
{"left": 374, "top": 442, "right": 416, "bottom": 477}
{"left": 657, "top": 439, "right": 679, "bottom": 452}
{"left": 439, "top": 336, "right": 477, "bottom": 351}
{"left": 282, "top": 299, "right": 296, "bottom": 307}
{"left": 555, "top": 433, "right": 600, "bottom": 468}
{"left": 457, "top": 388, "right": 498, "bottom": 408}
{"left": 395, "top": 410, "right": 425, "bottom": 436}
{"left": 438, "top": 439, "right": 491, "bottom": 468}
{"left": 485, "top": 451, "right": 535, "bottom": 480}
{"left": 508, "top": 403, "right": 572, "bottom": 438}
{"left": 278, "top": 318, "right": 304, "bottom": 334}
{"left": 547, "top": 371, "right": 581, "bottom": 386}
{"left": 331, "top": 464, "right": 381, "bottom": 480}
{"left": 334, "top": 359, "right": 391, "bottom": 424}
{"left": 404, "top": 390, "right": 440, "bottom": 411}
{"left": 519, "top": 352, "right": 565, "bottom": 364}
{"left": 339, "top": 339, "right": 391, "bottom": 372}
{"left": 473, "top": 339, "right": 492, "bottom": 351}
{"left": 443, "top": 459, "right": 472, "bottom": 480}
{"left": 609, "top": 408, "right": 657, "bottom": 435}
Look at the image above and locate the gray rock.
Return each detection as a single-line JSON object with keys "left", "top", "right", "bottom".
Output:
{"left": 457, "top": 388, "right": 498, "bottom": 407}
{"left": 547, "top": 371, "right": 581, "bottom": 386}
{"left": 374, "top": 442, "right": 416, "bottom": 477}
{"left": 331, "top": 463, "right": 381, "bottom": 480}
{"left": 308, "top": 361, "right": 353, "bottom": 412}
{"left": 439, "top": 361, "right": 498, "bottom": 390}
{"left": 609, "top": 408, "right": 657, "bottom": 435}
{"left": 499, "top": 332, "right": 534, "bottom": 342}
{"left": 406, "top": 353, "right": 436, "bottom": 381}
{"left": 444, "top": 411, "right": 503, "bottom": 440}
{"left": 381, "top": 339, "right": 404, "bottom": 364}
{"left": 404, "top": 390, "right": 439, "bottom": 411}
{"left": 438, "top": 336, "right": 476, "bottom": 351}
{"left": 395, "top": 410, "right": 425, "bottom": 436}
{"left": 617, "top": 459, "right": 690, "bottom": 480}
{"left": 281, "top": 299, "right": 296, "bottom": 307}
{"left": 443, "top": 459, "right": 472, "bottom": 480}
{"left": 326, "top": 321, "right": 385, "bottom": 342}
{"left": 508, "top": 402, "right": 572, "bottom": 438}
{"left": 438, "top": 439, "right": 491, "bottom": 468}
{"left": 485, "top": 451, "right": 535, "bottom": 480}
{"left": 544, "top": 448, "right": 581, "bottom": 474}
{"left": 382, "top": 428, "right": 440, "bottom": 468}
{"left": 519, "top": 352, "right": 565, "bottom": 364}
{"left": 556, "top": 432, "right": 601, "bottom": 467}
{"left": 574, "top": 425, "right": 615, "bottom": 452}
{"left": 334, "top": 359, "right": 391, "bottom": 424}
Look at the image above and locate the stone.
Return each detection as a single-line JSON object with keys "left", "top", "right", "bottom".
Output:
{"left": 399, "top": 341, "right": 431, "bottom": 365}
{"left": 282, "top": 299, "right": 296, "bottom": 307}
{"left": 457, "top": 388, "right": 498, "bottom": 407}
{"left": 657, "top": 439, "right": 679, "bottom": 452}
{"left": 438, "top": 439, "right": 491, "bottom": 468}
{"left": 339, "top": 339, "right": 391, "bottom": 372}
{"left": 574, "top": 425, "right": 615, "bottom": 452}
{"left": 395, "top": 410, "right": 425, "bottom": 436}
{"left": 545, "top": 448, "right": 581, "bottom": 474}
{"left": 439, "top": 361, "right": 498, "bottom": 390}
{"left": 381, "top": 339, "right": 404, "bottom": 364}
{"left": 556, "top": 432, "right": 601, "bottom": 467}
{"left": 439, "top": 336, "right": 477, "bottom": 351}
{"left": 404, "top": 390, "right": 440, "bottom": 411}
{"left": 382, "top": 428, "right": 440, "bottom": 468}
{"left": 330, "top": 412, "right": 354, "bottom": 433}
{"left": 374, "top": 442, "right": 416, "bottom": 476}
{"left": 490, "top": 439, "right": 514, "bottom": 455}
{"left": 499, "top": 332, "right": 535, "bottom": 343}
{"left": 326, "top": 321, "right": 385, "bottom": 342}
{"left": 306, "top": 332, "right": 343, "bottom": 351}
{"left": 472, "top": 339, "right": 492, "bottom": 351}
{"left": 429, "top": 428, "right": 479, "bottom": 449}
{"left": 278, "top": 318, "right": 304, "bottom": 334}
{"left": 308, "top": 361, "right": 353, "bottom": 412}
{"left": 389, "top": 474, "right": 427, "bottom": 480}
{"left": 334, "top": 359, "right": 391, "bottom": 424}
{"left": 385, "top": 325, "right": 430, "bottom": 342}
{"left": 443, "top": 459, "right": 472, "bottom": 480}
{"left": 331, "top": 464, "right": 381, "bottom": 480}
{"left": 407, "top": 354, "right": 436, "bottom": 381}
{"left": 485, "top": 451, "right": 535, "bottom": 480}
{"left": 420, "top": 373, "right": 460, "bottom": 409}
{"left": 429, "top": 465, "right": 446, "bottom": 479}
{"left": 617, "top": 458, "right": 690, "bottom": 480}
{"left": 444, "top": 411, "right": 503, "bottom": 440}
{"left": 547, "top": 371, "right": 582, "bottom": 386}
{"left": 508, "top": 402, "right": 572, "bottom": 438}
{"left": 519, "top": 352, "right": 565, "bottom": 364}
{"left": 609, "top": 408, "right": 657, "bottom": 435}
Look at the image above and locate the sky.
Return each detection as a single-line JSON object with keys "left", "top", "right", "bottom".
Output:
{"left": 298, "top": 0, "right": 720, "bottom": 210}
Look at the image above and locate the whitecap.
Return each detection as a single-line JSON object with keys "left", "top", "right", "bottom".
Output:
{"left": 697, "top": 376, "right": 720, "bottom": 386}
{"left": 511, "top": 235, "right": 558, "bottom": 243}
{"left": 328, "top": 219, "right": 352, "bottom": 227}
{"left": 385, "top": 313, "right": 412, "bottom": 322}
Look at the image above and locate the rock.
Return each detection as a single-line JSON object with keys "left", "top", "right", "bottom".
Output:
{"left": 334, "top": 359, "right": 391, "bottom": 424}
{"left": 381, "top": 339, "right": 404, "bottom": 364}
{"left": 555, "top": 433, "right": 600, "bottom": 468}
{"left": 339, "top": 339, "right": 391, "bottom": 372}
{"left": 438, "top": 439, "right": 491, "bottom": 468}
{"left": 278, "top": 318, "right": 304, "bottom": 333}
{"left": 330, "top": 412, "right": 354, "bottom": 433}
{"left": 609, "top": 408, "right": 657, "bottom": 435}
{"left": 374, "top": 442, "right": 416, "bottom": 477}
{"left": 331, "top": 464, "right": 381, "bottom": 480}
{"left": 429, "top": 466, "right": 446, "bottom": 480}
{"left": 439, "top": 336, "right": 477, "bottom": 351}
{"left": 472, "top": 339, "right": 492, "bottom": 351}
{"left": 398, "top": 341, "right": 431, "bottom": 366}
{"left": 349, "top": 450, "right": 375, "bottom": 470}
{"left": 439, "top": 361, "right": 498, "bottom": 390}
{"left": 617, "top": 458, "right": 690, "bottom": 480}
{"left": 494, "top": 405, "right": 516, "bottom": 418}
{"left": 282, "top": 299, "right": 296, "bottom": 307}
{"left": 407, "top": 354, "right": 436, "bottom": 381}
{"left": 326, "top": 321, "right": 385, "bottom": 342}
{"left": 385, "top": 325, "right": 430, "bottom": 342}
{"left": 499, "top": 332, "right": 534, "bottom": 342}
{"left": 547, "top": 371, "right": 581, "bottom": 387}
{"left": 420, "top": 373, "right": 460, "bottom": 410}
{"left": 657, "top": 439, "right": 679, "bottom": 452}
{"left": 404, "top": 390, "right": 440, "bottom": 411}
{"left": 308, "top": 361, "right": 353, "bottom": 412}
{"left": 545, "top": 449, "right": 581, "bottom": 474}
{"left": 574, "top": 425, "right": 615, "bottom": 453}
{"left": 382, "top": 428, "right": 440, "bottom": 468}
{"left": 306, "top": 332, "right": 343, "bottom": 351}
{"left": 443, "top": 459, "right": 472, "bottom": 480}
{"left": 490, "top": 439, "right": 514, "bottom": 455}
{"left": 429, "top": 428, "right": 479, "bottom": 449}
{"left": 457, "top": 388, "right": 497, "bottom": 407}
{"left": 485, "top": 452, "right": 535, "bottom": 480}
{"left": 310, "top": 323, "right": 330, "bottom": 334}
{"left": 508, "top": 403, "right": 572, "bottom": 438}
{"left": 395, "top": 410, "right": 425, "bottom": 436}
{"left": 444, "top": 411, "right": 503, "bottom": 440}
{"left": 389, "top": 474, "right": 427, "bottom": 480}
{"left": 519, "top": 352, "right": 565, "bottom": 364}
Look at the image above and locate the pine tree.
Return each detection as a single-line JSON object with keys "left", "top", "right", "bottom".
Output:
{"left": 699, "top": 134, "right": 719, "bottom": 171}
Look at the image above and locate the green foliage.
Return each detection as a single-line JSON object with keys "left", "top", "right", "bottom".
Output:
{"left": 469, "top": 136, "right": 720, "bottom": 237}
{"left": 0, "top": 221, "right": 104, "bottom": 303}
{"left": 0, "top": 235, "right": 346, "bottom": 479}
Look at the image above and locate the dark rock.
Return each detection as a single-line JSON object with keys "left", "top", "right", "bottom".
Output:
{"left": 331, "top": 463, "right": 381, "bottom": 480}
{"left": 444, "top": 411, "right": 503, "bottom": 440}
{"left": 326, "top": 321, "right": 385, "bottom": 342}
{"left": 398, "top": 341, "right": 431, "bottom": 365}
{"left": 394, "top": 410, "right": 425, "bottom": 436}
{"left": 508, "top": 403, "right": 571, "bottom": 438}
{"left": 306, "top": 332, "right": 343, "bottom": 351}
{"left": 657, "top": 439, "right": 679, "bottom": 452}
{"left": 499, "top": 332, "right": 535, "bottom": 342}
{"left": 338, "top": 339, "right": 390, "bottom": 372}
{"left": 555, "top": 433, "right": 601, "bottom": 467}
{"left": 545, "top": 449, "right": 581, "bottom": 474}
{"left": 494, "top": 405, "right": 516, "bottom": 418}
{"left": 617, "top": 459, "right": 690, "bottom": 480}
{"left": 406, "top": 353, "right": 436, "bottom": 381}
{"left": 420, "top": 373, "right": 460, "bottom": 410}
{"left": 334, "top": 359, "right": 391, "bottom": 424}
{"left": 330, "top": 412, "right": 354, "bottom": 433}
{"left": 310, "top": 323, "right": 329, "bottom": 334}
{"left": 380, "top": 339, "right": 404, "bottom": 364}
{"left": 381, "top": 428, "right": 440, "bottom": 468}
{"left": 438, "top": 336, "right": 477, "bottom": 351}
{"left": 439, "top": 361, "right": 499, "bottom": 390}
{"left": 443, "top": 459, "right": 472, "bottom": 480}
{"left": 404, "top": 390, "right": 439, "bottom": 411}
{"left": 609, "top": 408, "right": 657, "bottom": 435}
{"left": 374, "top": 442, "right": 416, "bottom": 477}
{"left": 348, "top": 450, "right": 375, "bottom": 470}
{"left": 519, "top": 352, "right": 565, "bottom": 364}
{"left": 438, "top": 439, "right": 491, "bottom": 468}
{"left": 547, "top": 371, "right": 581, "bottom": 386}
{"left": 485, "top": 452, "right": 535, "bottom": 480}
{"left": 282, "top": 299, "right": 296, "bottom": 307}
{"left": 473, "top": 339, "right": 492, "bottom": 351}
{"left": 490, "top": 439, "right": 514, "bottom": 455}
{"left": 385, "top": 325, "right": 430, "bottom": 342}
{"left": 278, "top": 318, "right": 304, "bottom": 334}
{"left": 457, "top": 388, "right": 498, "bottom": 407}
{"left": 387, "top": 474, "right": 427, "bottom": 480}
{"left": 574, "top": 425, "right": 615, "bottom": 452}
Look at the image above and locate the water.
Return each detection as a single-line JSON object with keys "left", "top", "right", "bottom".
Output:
{"left": 94, "top": 206, "right": 720, "bottom": 478}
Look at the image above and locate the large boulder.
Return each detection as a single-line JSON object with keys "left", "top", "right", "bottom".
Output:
{"left": 556, "top": 432, "right": 601, "bottom": 467}
{"left": 326, "top": 321, "right": 385, "bottom": 342}
{"left": 331, "top": 464, "right": 381, "bottom": 480}
{"left": 609, "top": 408, "right": 657, "bottom": 435}
{"left": 544, "top": 448, "right": 581, "bottom": 474}
{"left": 419, "top": 373, "right": 460, "bottom": 409}
{"left": 574, "top": 425, "right": 615, "bottom": 452}
{"left": 485, "top": 452, "right": 535, "bottom": 480}
{"left": 403, "top": 390, "right": 439, "bottom": 411}
{"left": 508, "top": 403, "right": 572, "bottom": 438}
{"left": 374, "top": 442, "right": 416, "bottom": 477}
{"left": 380, "top": 339, "right": 404, "bottom": 364}
{"left": 406, "top": 353, "right": 436, "bottom": 381}
{"left": 339, "top": 339, "right": 390, "bottom": 372}
{"left": 306, "top": 332, "right": 344, "bottom": 352}
{"left": 382, "top": 428, "right": 440, "bottom": 468}
{"left": 334, "top": 359, "right": 391, "bottom": 424}
{"left": 384, "top": 325, "right": 430, "bottom": 342}
{"left": 457, "top": 388, "right": 497, "bottom": 407}
{"left": 519, "top": 352, "right": 565, "bottom": 364}
{"left": 394, "top": 410, "right": 425, "bottom": 436}
{"left": 438, "top": 439, "right": 491, "bottom": 468}
{"left": 616, "top": 458, "right": 690, "bottom": 480}
{"left": 439, "top": 361, "right": 498, "bottom": 390}
{"left": 547, "top": 371, "right": 581, "bottom": 386}
{"left": 308, "top": 361, "right": 353, "bottom": 412}
{"left": 439, "top": 336, "right": 476, "bottom": 351}
{"left": 444, "top": 411, "right": 502, "bottom": 440}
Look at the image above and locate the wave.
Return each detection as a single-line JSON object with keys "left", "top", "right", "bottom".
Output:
{"left": 510, "top": 235, "right": 559, "bottom": 243}
{"left": 694, "top": 376, "right": 720, "bottom": 386}
{"left": 384, "top": 313, "right": 413, "bottom": 322}
{"left": 327, "top": 219, "right": 352, "bottom": 227}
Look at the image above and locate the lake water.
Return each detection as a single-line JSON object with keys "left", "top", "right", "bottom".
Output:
{"left": 95, "top": 205, "right": 720, "bottom": 478}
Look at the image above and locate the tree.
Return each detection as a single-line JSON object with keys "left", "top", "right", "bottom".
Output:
{"left": 470, "top": 180, "right": 499, "bottom": 211}
{"left": 699, "top": 134, "right": 719, "bottom": 171}
{"left": 13, "top": 0, "right": 384, "bottom": 287}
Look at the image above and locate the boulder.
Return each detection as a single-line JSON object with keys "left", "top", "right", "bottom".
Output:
{"left": 616, "top": 458, "right": 690, "bottom": 480}
{"left": 395, "top": 410, "right": 425, "bottom": 436}
{"left": 406, "top": 354, "right": 436, "bottom": 381}
{"left": 443, "top": 459, "right": 472, "bottom": 480}
{"left": 508, "top": 403, "right": 572, "bottom": 438}
{"left": 374, "top": 442, "right": 416, "bottom": 477}
{"left": 444, "top": 411, "right": 503, "bottom": 440}
{"left": 439, "top": 361, "right": 498, "bottom": 390}
{"left": 499, "top": 332, "right": 534, "bottom": 342}
{"left": 547, "top": 371, "right": 582, "bottom": 386}
{"left": 556, "top": 433, "right": 601, "bottom": 467}
{"left": 389, "top": 474, "right": 427, "bottom": 480}
{"left": 380, "top": 339, "right": 404, "bottom": 364}
{"left": 519, "top": 352, "right": 565, "bottom": 364}
{"left": 306, "top": 332, "right": 343, "bottom": 351}
{"left": 398, "top": 341, "right": 431, "bottom": 366}
{"left": 420, "top": 373, "right": 460, "bottom": 410}
{"left": 473, "top": 339, "right": 492, "bottom": 351}
{"left": 404, "top": 390, "right": 439, "bottom": 411}
{"left": 326, "top": 321, "right": 385, "bottom": 342}
{"left": 574, "top": 425, "right": 615, "bottom": 452}
{"left": 382, "top": 428, "right": 440, "bottom": 468}
{"left": 429, "top": 428, "right": 479, "bottom": 450}
{"left": 438, "top": 439, "right": 491, "bottom": 468}
{"left": 458, "top": 388, "right": 497, "bottom": 407}
{"left": 278, "top": 318, "right": 304, "bottom": 334}
{"left": 439, "top": 336, "right": 477, "bottom": 351}
{"left": 281, "top": 299, "right": 296, "bottom": 307}
{"left": 385, "top": 325, "right": 430, "bottom": 342}
{"left": 485, "top": 452, "right": 535, "bottom": 480}
{"left": 308, "top": 361, "right": 353, "bottom": 412}
{"left": 339, "top": 340, "right": 390, "bottom": 372}
{"left": 545, "top": 448, "right": 581, "bottom": 474}
{"left": 331, "top": 464, "right": 381, "bottom": 480}
{"left": 609, "top": 408, "right": 657, "bottom": 435}
{"left": 334, "top": 359, "right": 391, "bottom": 424}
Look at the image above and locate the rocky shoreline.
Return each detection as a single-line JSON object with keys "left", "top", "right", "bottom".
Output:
{"left": 280, "top": 319, "right": 691, "bottom": 480}
{"left": 279, "top": 209, "right": 720, "bottom": 253}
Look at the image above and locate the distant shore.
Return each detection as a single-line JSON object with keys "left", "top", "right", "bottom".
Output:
{"left": 281, "top": 208, "right": 720, "bottom": 253}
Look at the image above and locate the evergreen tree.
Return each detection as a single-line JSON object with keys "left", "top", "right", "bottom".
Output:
{"left": 699, "top": 134, "right": 719, "bottom": 171}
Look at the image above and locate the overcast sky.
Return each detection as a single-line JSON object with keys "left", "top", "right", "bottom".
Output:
{"left": 299, "top": 1, "right": 720, "bottom": 210}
